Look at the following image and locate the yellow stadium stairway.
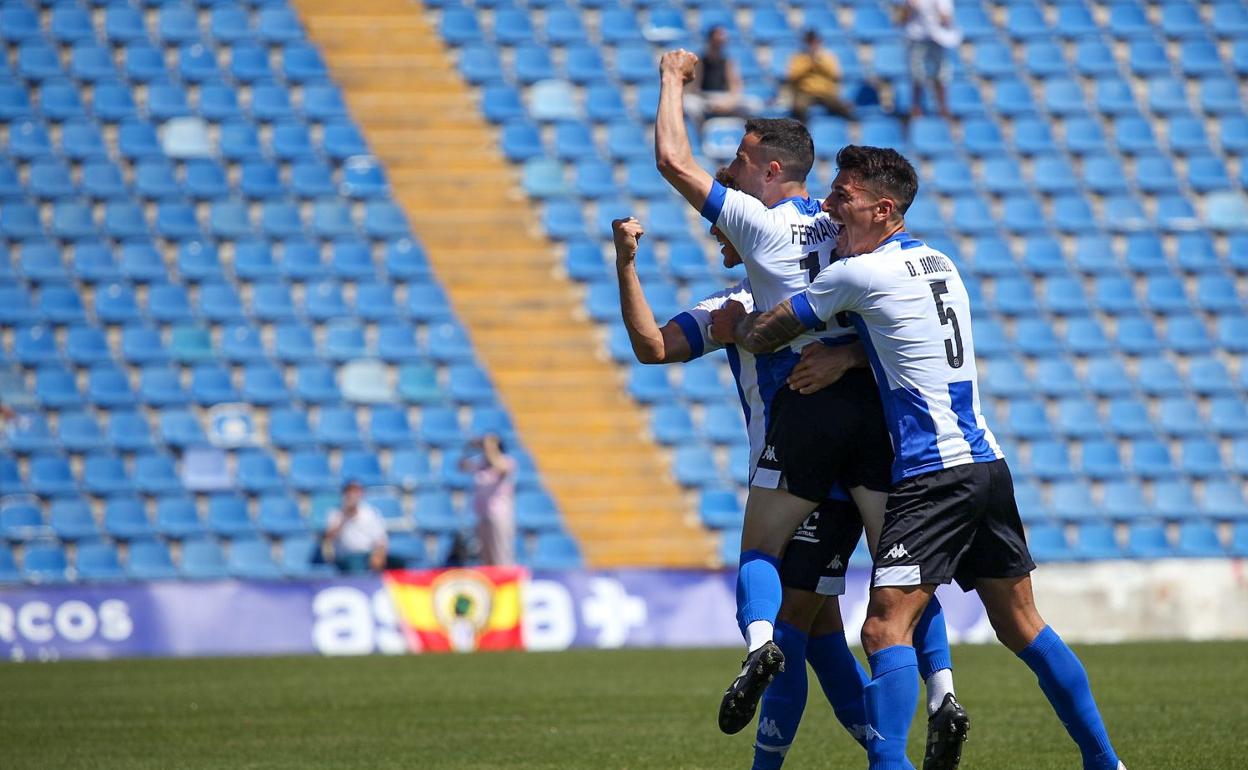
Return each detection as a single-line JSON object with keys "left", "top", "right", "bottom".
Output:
{"left": 292, "top": 0, "right": 715, "bottom": 568}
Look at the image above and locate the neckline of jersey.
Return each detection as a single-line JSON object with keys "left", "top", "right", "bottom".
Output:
{"left": 770, "top": 194, "right": 822, "bottom": 215}
{"left": 873, "top": 230, "right": 915, "bottom": 251}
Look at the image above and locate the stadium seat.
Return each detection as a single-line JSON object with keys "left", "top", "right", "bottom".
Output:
{"left": 1174, "top": 521, "right": 1224, "bottom": 558}
{"left": 23, "top": 541, "right": 69, "bottom": 584}
{"left": 228, "top": 537, "right": 284, "bottom": 579}
{"left": 1027, "top": 523, "right": 1074, "bottom": 562}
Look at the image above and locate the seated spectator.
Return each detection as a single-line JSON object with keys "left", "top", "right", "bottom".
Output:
{"left": 686, "top": 26, "right": 763, "bottom": 122}
{"left": 322, "top": 480, "right": 389, "bottom": 573}
{"left": 785, "top": 29, "right": 854, "bottom": 122}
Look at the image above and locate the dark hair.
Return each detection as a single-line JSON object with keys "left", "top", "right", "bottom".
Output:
{"left": 833, "top": 144, "right": 919, "bottom": 216}
{"left": 802, "top": 28, "right": 820, "bottom": 45}
{"left": 743, "top": 118, "right": 815, "bottom": 184}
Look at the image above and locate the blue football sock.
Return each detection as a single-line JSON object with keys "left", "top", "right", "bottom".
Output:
{"left": 736, "top": 550, "right": 782, "bottom": 636}
{"left": 864, "top": 645, "right": 919, "bottom": 770}
{"left": 913, "top": 596, "right": 953, "bottom": 679}
{"left": 806, "top": 630, "right": 870, "bottom": 748}
{"left": 752, "top": 622, "right": 808, "bottom": 770}
{"left": 1018, "top": 626, "right": 1120, "bottom": 770}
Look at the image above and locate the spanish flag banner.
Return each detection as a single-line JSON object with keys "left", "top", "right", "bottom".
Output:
{"left": 382, "top": 567, "right": 526, "bottom": 653}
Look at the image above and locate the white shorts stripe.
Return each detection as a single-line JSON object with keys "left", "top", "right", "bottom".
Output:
{"left": 816, "top": 576, "right": 847, "bottom": 596}
{"left": 873, "top": 565, "right": 921, "bottom": 586}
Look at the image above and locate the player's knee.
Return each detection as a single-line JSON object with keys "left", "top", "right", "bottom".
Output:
{"left": 777, "top": 589, "right": 822, "bottom": 630}
{"left": 984, "top": 605, "right": 1044, "bottom": 653}
{"left": 860, "top": 614, "right": 894, "bottom": 654}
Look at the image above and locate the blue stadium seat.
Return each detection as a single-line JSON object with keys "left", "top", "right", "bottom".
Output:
{"left": 1082, "top": 439, "right": 1126, "bottom": 481}
{"left": 474, "top": 83, "right": 519, "bottom": 122}
{"left": 293, "top": 364, "right": 339, "bottom": 401}
{"left": 101, "top": 496, "right": 154, "bottom": 540}
{"left": 1027, "top": 523, "right": 1074, "bottom": 562}
{"left": 316, "top": 406, "right": 363, "bottom": 448}
{"left": 285, "top": 450, "right": 335, "bottom": 493}
{"left": 1173, "top": 521, "right": 1224, "bottom": 557}
{"left": 73, "top": 540, "right": 125, "bottom": 582}
{"left": 1209, "top": 398, "right": 1248, "bottom": 438}
{"left": 58, "top": 409, "right": 107, "bottom": 454}
{"left": 1051, "top": 480, "right": 1099, "bottom": 522}
{"left": 35, "top": 365, "right": 84, "bottom": 410}
{"left": 529, "top": 532, "right": 584, "bottom": 570}
{"left": 46, "top": 497, "right": 97, "bottom": 543}
{"left": 87, "top": 364, "right": 137, "bottom": 410}
{"left": 323, "top": 321, "right": 367, "bottom": 362}
{"left": 1071, "top": 522, "right": 1123, "bottom": 561}
{"left": 1199, "top": 76, "right": 1241, "bottom": 115}
{"left": 178, "top": 537, "right": 229, "bottom": 579}
{"left": 272, "top": 122, "right": 315, "bottom": 161}
{"left": 419, "top": 406, "right": 463, "bottom": 447}
{"left": 125, "top": 539, "right": 177, "bottom": 580}
{"left": 1, "top": 498, "right": 48, "bottom": 541}
{"left": 339, "top": 450, "right": 385, "bottom": 488}
{"left": 152, "top": 495, "right": 202, "bottom": 539}
{"left": 282, "top": 534, "right": 336, "bottom": 577}
{"left": 227, "top": 536, "right": 284, "bottom": 579}
{"left": 1104, "top": 396, "right": 1151, "bottom": 438}
{"left": 22, "top": 540, "right": 69, "bottom": 583}
{"left": 1029, "top": 440, "right": 1073, "bottom": 480}
{"left": 1123, "top": 521, "right": 1171, "bottom": 559}
{"left": 131, "top": 452, "right": 180, "bottom": 496}
{"left": 1104, "top": 481, "right": 1148, "bottom": 521}
{"left": 388, "top": 448, "right": 433, "bottom": 490}
{"left": 398, "top": 363, "right": 443, "bottom": 404}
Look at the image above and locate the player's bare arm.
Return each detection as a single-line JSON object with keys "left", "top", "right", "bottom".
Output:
{"left": 720, "top": 299, "right": 806, "bottom": 354}
{"left": 655, "top": 50, "right": 714, "bottom": 210}
{"left": 613, "top": 217, "right": 692, "bottom": 364}
{"left": 786, "top": 342, "right": 867, "bottom": 394}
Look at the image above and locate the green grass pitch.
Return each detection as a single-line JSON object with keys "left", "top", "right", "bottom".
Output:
{"left": 2, "top": 641, "right": 1245, "bottom": 769}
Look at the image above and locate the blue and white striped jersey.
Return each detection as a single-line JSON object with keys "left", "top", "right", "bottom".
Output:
{"left": 671, "top": 279, "right": 767, "bottom": 476}
{"left": 792, "top": 232, "right": 1004, "bottom": 483}
{"left": 701, "top": 180, "right": 857, "bottom": 424}
{"left": 672, "top": 280, "right": 851, "bottom": 502}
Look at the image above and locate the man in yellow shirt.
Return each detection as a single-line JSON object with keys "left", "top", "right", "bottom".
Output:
{"left": 785, "top": 30, "right": 854, "bottom": 123}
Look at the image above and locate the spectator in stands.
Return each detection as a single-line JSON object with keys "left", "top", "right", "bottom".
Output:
{"left": 686, "top": 26, "right": 762, "bottom": 122}
{"left": 899, "top": 0, "right": 961, "bottom": 119}
{"left": 322, "top": 480, "right": 389, "bottom": 573}
{"left": 785, "top": 29, "right": 854, "bottom": 122}
{"left": 460, "top": 433, "right": 517, "bottom": 565}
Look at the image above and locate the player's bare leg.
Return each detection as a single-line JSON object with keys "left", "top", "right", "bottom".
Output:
{"left": 975, "top": 575, "right": 1124, "bottom": 769}
{"left": 854, "top": 487, "right": 967, "bottom": 770}
{"left": 860, "top": 585, "right": 936, "bottom": 769}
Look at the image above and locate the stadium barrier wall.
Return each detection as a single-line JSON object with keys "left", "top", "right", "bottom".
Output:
{"left": 0, "top": 562, "right": 1244, "bottom": 661}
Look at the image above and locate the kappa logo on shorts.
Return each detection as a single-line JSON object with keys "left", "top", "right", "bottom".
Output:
{"left": 761, "top": 445, "right": 778, "bottom": 462}
{"left": 883, "top": 544, "right": 910, "bottom": 560}
{"left": 826, "top": 553, "right": 843, "bottom": 571}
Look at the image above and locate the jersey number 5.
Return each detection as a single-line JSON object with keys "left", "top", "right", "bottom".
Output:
{"left": 929, "top": 281, "right": 964, "bottom": 369}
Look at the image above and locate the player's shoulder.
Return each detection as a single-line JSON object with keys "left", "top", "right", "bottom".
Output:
{"left": 690, "top": 278, "right": 752, "bottom": 313}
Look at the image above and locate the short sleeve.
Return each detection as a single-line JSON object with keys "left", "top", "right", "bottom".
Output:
{"left": 702, "top": 183, "right": 787, "bottom": 260}
{"left": 668, "top": 280, "right": 750, "bottom": 359}
{"left": 799, "top": 257, "right": 871, "bottom": 324}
